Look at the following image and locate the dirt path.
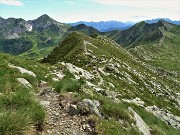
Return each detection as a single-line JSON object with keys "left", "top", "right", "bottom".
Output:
{"left": 38, "top": 86, "right": 89, "bottom": 135}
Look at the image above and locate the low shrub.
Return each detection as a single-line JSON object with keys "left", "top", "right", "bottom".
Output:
{"left": 0, "top": 111, "right": 33, "bottom": 135}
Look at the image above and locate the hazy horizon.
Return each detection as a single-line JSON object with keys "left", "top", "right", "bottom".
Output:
{"left": 0, "top": 0, "right": 180, "bottom": 23}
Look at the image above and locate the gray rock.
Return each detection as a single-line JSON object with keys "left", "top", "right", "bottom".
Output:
{"left": 40, "top": 100, "right": 50, "bottom": 106}
{"left": 9, "top": 64, "right": 36, "bottom": 77}
{"left": 122, "top": 97, "right": 145, "bottom": 106}
{"left": 146, "top": 106, "right": 180, "bottom": 130}
{"left": 39, "top": 80, "right": 47, "bottom": 88}
{"left": 66, "top": 63, "right": 94, "bottom": 80}
{"left": 69, "top": 104, "right": 79, "bottom": 116}
{"left": 128, "top": 107, "right": 151, "bottom": 135}
{"left": 105, "top": 90, "right": 117, "bottom": 99}
{"left": 16, "top": 78, "right": 32, "bottom": 88}
{"left": 83, "top": 124, "right": 92, "bottom": 133}
{"left": 78, "top": 99, "right": 103, "bottom": 119}
{"left": 106, "top": 63, "right": 115, "bottom": 71}
{"left": 108, "top": 82, "right": 115, "bottom": 88}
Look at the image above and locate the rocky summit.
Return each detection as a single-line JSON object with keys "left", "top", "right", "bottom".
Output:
{"left": 0, "top": 14, "right": 179, "bottom": 135}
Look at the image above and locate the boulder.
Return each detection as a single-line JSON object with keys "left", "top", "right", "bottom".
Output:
{"left": 78, "top": 99, "right": 103, "bottom": 119}
{"left": 145, "top": 106, "right": 180, "bottom": 130}
{"left": 16, "top": 78, "right": 32, "bottom": 88}
{"left": 128, "top": 107, "right": 151, "bottom": 135}
{"left": 66, "top": 63, "right": 94, "bottom": 80}
{"left": 9, "top": 64, "right": 36, "bottom": 77}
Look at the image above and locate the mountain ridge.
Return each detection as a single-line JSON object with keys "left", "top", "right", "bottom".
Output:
{"left": 69, "top": 18, "right": 180, "bottom": 32}
{"left": 106, "top": 20, "right": 175, "bottom": 48}
{"left": 0, "top": 14, "right": 70, "bottom": 57}
{"left": 0, "top": 14, "right": 180, "bottom": 135}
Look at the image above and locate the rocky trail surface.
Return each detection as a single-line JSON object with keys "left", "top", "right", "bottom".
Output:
{"left": 38, "top": 83, "right": 90, "bottom": 135}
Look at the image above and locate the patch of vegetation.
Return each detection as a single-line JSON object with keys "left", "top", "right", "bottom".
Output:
{"left": 42, "top": 32, "right": 86, "bottom": 65}
{"left": 0, "top": 88, "right": 45, "bottom": 134}
{"left": 96, "top": 119, "right": 140, "bottom": 135}
{"left": 54, "top": 70, "right": 85, "bottom": 93}
{"left": 0, "top": 52, "right": 48, "bottom": 134}
{"left": 0, "top": 111, "right": 33, "bottom": 135}
{"left": 0, "top": 37, "right": 33, "bottom": 55}
{"left": 96, "top": 119, "right": 122, "bottom": 135}
{"left": 101, "top": 98, "right": 131, "bottom": 121}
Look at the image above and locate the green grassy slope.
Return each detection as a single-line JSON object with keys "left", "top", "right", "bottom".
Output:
{"left": 130, "top": 23, "right": 180, "bottom": 72}
{"left": 0, "top": 52, "right": 52, "bottom": 134}
{"left": 105, "top": 20, "right": 171, "bottom": 48}
{"left": 106, "top": 20, "right": 180, "bottom": 72}
{"left": 42, "top": 32, "right": 180, "bottom": 134}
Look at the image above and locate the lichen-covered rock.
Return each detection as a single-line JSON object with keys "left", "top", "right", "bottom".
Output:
{"left": 16, "top": 78, "right": 32, "bottom": 88}
{"left": 78, "top": 99, "right": 103, "bottom": 119}
{"left": 66, "top": 63, "right": 93, "bottom": 80}
{"left": 146, "top": 105, "right": 180, "bottom": 130}
{"left": 9, "top": 64, "right": 36, "bottom": 77}
{"left": 128, "top": 107, "right": 151, "bottom": 135}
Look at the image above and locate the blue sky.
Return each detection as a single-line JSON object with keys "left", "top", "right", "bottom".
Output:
{"left": 0, "top": 0, "right": 180, "bottom": 22}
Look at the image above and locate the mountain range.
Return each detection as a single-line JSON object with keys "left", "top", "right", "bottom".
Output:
{"left": 69, "top": 18, "right": 180, "bottom": 32}
{"left": 0, "top": 14, "right": 180, "bottom": 135}
{"left": 0, "top": 14, "right": 70, "bottom": 57}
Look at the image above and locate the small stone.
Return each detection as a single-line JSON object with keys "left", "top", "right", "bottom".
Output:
{"left": 40, "top": 100, "right": 50, "bottom": 106}
{"left": 47, "top": 130, "right": 52, "bottom": 134}
{"left": 39, "top": 80, "right": 47, "bottom": 88}
{"left": 69, "top": 104, "right": 79, "bottom": 116}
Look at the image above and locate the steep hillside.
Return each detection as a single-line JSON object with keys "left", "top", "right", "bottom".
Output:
{"left": 28, "top": 14, "right": 69, "bottom": 35}
{"left": 130, "top": 23, "right": 180, "bottom": 70}
{"left": 106, "top": 20, "right": 172, "bottom": 48}
{"left": 0, "top": 15, "right": 70, "bottom": 58}
{"left": 0, "top": 17, "right": 32, "bottom": 39}
{"left": 0, "top": 18, "right": 179, "bottom": 135}
{"left": 106, "top": 20, "right": 180, "bottom": 71}
{"left": 42, "top": 32, "right": 180, "bottom": 134}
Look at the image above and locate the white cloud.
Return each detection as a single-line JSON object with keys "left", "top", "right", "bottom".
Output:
{"left": 64, "top": 0, "right": 75, "bottom": 5}
{"left": 0, "top": 0, "right": 23, "bottom": 6}
{"left": 91, "top": 0, "right": 180, "bottom": 10}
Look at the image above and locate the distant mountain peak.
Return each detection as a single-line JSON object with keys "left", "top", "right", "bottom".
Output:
{"left": 136, "top": 21, "right": 146, "bottom": 26}
{"left": 106, "top": 20, "right": 174, "bottom": 48}
{"left": 157, "top": 19, "right": 171, "bottom": 25}
{"left": 41, "top": 14, "right": 50, "bottom": 18}
{"left": 35, "top": 14, "right": 54, "bottom": 22}
{"left": 67, "top": 24, "right": 101, "bottom": 36}
{"left": 76, "top": 24, "right": 87, "bottom": 28}
{"left": 156, "top": 19, "right": 173, "bottom": 30}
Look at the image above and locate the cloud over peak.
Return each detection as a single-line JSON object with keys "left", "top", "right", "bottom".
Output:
{"left": 0, "top": 0, "right": 23, "bottom": 6}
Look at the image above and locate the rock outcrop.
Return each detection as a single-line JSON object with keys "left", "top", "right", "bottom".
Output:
{"left": 9, "top": 64, "right": 36, "bottom": 77}
{"left": 146, "top": 105, "right": 180, "bottom": 130}
{"left": 128, "top": 107, "right": 151, "bottom": 135}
